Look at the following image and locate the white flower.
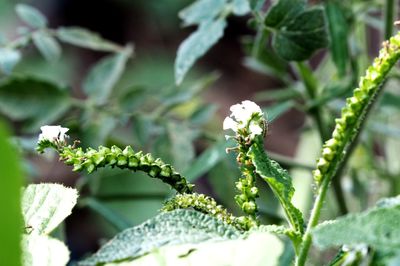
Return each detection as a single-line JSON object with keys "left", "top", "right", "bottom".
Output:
{"left": 230, "top": 100, "right": 263, "bottom": 123}
{"left": 38, "top": 125, "right": 69, "bottom": 144}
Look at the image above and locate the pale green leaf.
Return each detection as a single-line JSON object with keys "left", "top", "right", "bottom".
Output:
{"left": 232, "top": 0, "right": 251, "bottom": 15}
{"left": 22, "top": 234, "right": 69, "bottom": 266}
{"left": 179, "top": 0, "right": 226, "bottom": 26}
{"left": 56, "top": 27, "right": 121, "bottom": 52}
{"left": 15, "top": 4, "right": 47, "bottom": 28}
{"left": 263, "top": 100, "right": 294, "bottom": 122}
{"left": 0, "top": 48, "right": 21, "bottom": 74}
{"left": 0, "top": 122, "right": 22, "bottom": 266}
{"left": 104, "top": 231, "right": 283, "bottom": 266}
{"left": 22, "top": 184, "right": 78, "bottom": 235}
{"left": 32, "top": 31, "right": 61, "bottom": 62}
{"left": 79, "top": 209, "right": 241, "bottom": 265}
{"left": 248, "top": 141, "right": 304, "bottom": 233}
{"left": 313, "top": 196, "right": 400, "bottom": 250}
{"left": 83, "top": 50, "right": 131, "bottom": 105}
{"left": 175, "top": 19, "right": 226, "bottom": 85}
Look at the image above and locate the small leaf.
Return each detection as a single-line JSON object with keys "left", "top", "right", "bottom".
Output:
{"left": 32, "top": 31, "right": 61, "bottom": 62}
{"left": 79, "top": 209, "right": 241, "bottom": 265}
{"left": 56, "top": 27, "right": 121, "bottom": 52}
{"left": 22, "top": 184, "right": 78, "bottom": 234}
{"left": 179, "top": 0, "right": 227, "bottom": 26}
{"left": 83, "top": 49, "right": 131, "bottom": 105}
{"left": 232, "top": 0, "right": 251, "bottom": 16}
{"left": 175, "top": 19, "right": 226, "bottom": 85}
{"left": 15, "top": 4, "right": 47, "bottom": 28}
{"left": 0, "top": 48, "right": 21, "bottom": 74}
{"left": 248, "top": 141, "right": 304, "bottom": 233}
{"left": 265, "top": 0, "right": 328, "bottom": 61}
{"left": 22, "top": 234, "right": 69, "bottom": 266}
{"left": 312, "top": 195, "right": 400, "bottom": 250}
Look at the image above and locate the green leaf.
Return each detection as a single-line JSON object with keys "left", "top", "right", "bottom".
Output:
{"left": 265, "top": 0, "right": 328, "bottom": 61}
{"left": 312, "top": 195, "right": 400, "bottom": 250}
{"left": 32, "top": 31, "right": 61, "bottom": 62}
{"left": 179, "top": 0, "right": 227, "bottom": 26}
{"left": 105, "top": 231, "right": 283, "bottom": 266}
{"left": 22, "top": 184, "right": 78, "bottom": 235}
{"left": 15, "top": 4, "right": 47, "bottom": 28}
{"left": 249, "top": 0, "right": 265, "bottom": 11}
{"left": 248, "top": 141, "right": 304, "bottom": 233}
{"left": 22, "top": 234, "right": 69, "bottom": 266}
{"left": 0, "top": 47, "right": 21, "bottom": 74}
{"left": 79, "top": 209, "right": 241, "bottom": 265}
{"left": 0, "top": 77, "right": 71, "bottom": 132}
{"left": 325, "top": 1, "right": 349, "bottom": 77}
{"left": 232, "top": 0, "right": 251, "bottom": 15}
{"left": 83, "top": 49, "right": 131, "bottom": 105}
{"left": 175, "top": 19, "right": 226, "bottom": 85}
{"left": 56, "top": 27, "right": 121, "bottom": 52}
{"left": 263, "top": 101, "right": 294, "bottom": 122}
{"left": 0, "top": 122, "right": 22, "bottom": 266}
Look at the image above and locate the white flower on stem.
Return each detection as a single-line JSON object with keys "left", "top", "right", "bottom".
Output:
{"left": 223, "top": 100, "right": 264, "bottom": 139}
{"left": 38, "top": 125, "right": 69, "bottom": 144}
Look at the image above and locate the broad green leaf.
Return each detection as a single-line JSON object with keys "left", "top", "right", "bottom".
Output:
{"left": 183, "top": 139, "right": 227, "bottom": 182}
{"left": 312, "top": 196, "right": 400, "bottom": 250}
{"left": 325, "top": 1, "right": 349, "bottom": 77}
{"left": 105, "top": 231, "right": 283, "bottom": 266}
{"left": 83, "top": 49, "right": 131, "bottom": 105}
{"left": 248, "top": 141, "right": 304, "bottom": 233}
{"left": 263, "top": 101, "right": 294, "bottom": 122}
{"left": 56, "top": 27, "right": 121, "bottom": 52}
{"left": 0, "top": 122, "right": 22, "bottom": 266}
{"left": 22, "top": 234, "right": 69, "bottom": 266}
{"left": 79, "top": 209, "right": 241, "bottom": 265}
{"left": 22, "top": 184, "right": 78, "bottom": 235}
{"left": 32, "top": 31, "right": 61, "bottom": 62}
{"left": 15, "top": 4, "right": 47, "bottom": 28}
{"left": 0, "top": 47, "right": 21, "bottom": 74}
{"left": 179, "top": 0, "right": 226, "bottom": 26}
{"left": 0, "top": 77, "right": 71, "bottom": 132}
{"left": 175, "top": 19, "right": 226, "bottom": 85}
{"left": 232, "top": 0, "right": 251, "bottom": 15}
{"left": 265, "top": 0, "right": 328, "bottom": 61}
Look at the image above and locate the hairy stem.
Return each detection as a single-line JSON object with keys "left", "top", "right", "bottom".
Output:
{"left": 295, "top": 32, "right": 400, "bottom": 266}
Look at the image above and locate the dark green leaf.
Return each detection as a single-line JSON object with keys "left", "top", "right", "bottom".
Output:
{"left": 15, "top": 4, "right": 47, "bottom": 28}
{"left": 0, "top": 48, "right": 21, "bottom": 74}
{"left": 175, "top": 19, "right": 226, "bottom": 85}
{"left": 248, "top": 141, "right": 304, "bottom": 233}
{"left": 232, "top": 0, "right": 251, "bottom": 16}
{"left": 83, "top": 49, "right": 131, "bottom": 105}
{"left": 249, "top": 0, "right": 265, "bottom": 11}
{"left": 0, "top": 122, "right": 22, "bottom": 266}
{"left": 265, "top": 0, "right": 328, "bottom": 61}
{"left": 32, "top": 31, "right": 61, "bottom": 62}
{"left": 254, "top": 87, "right": 301, "bottom": 102}
{"left": 312, "top": 195, "right": 400, "bottom": 250}
{"left": 380, "top": 91, "right": 400, "bottom": 110}
{"left": 0, "top": 77, "right": 71, "bottom": 132}
{"left": 56, "top": 27, "right": 121, "bottom": 52}
{"left": 325, "top": 1, "right": 349, "bottom": 77}
{"left": 179, "top": 0, "right": 226, "bottom": 26}
{"left": 79, "top": 209, "right": 241, "bottom": 265}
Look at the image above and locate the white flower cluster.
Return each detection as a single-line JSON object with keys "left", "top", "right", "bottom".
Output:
{"left": 223, "top": 100, "right": 264, "bottom": 139}
{"left": 38, "top": 125, "right": 69, "bottom": 144}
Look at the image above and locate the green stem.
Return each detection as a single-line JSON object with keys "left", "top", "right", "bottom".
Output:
{"left": 384, "top": 0, "right": 396, "bottom": 40}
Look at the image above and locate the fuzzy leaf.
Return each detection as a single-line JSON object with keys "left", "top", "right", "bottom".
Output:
{"left": 179, "top": 0, "right": 226, "bottom": 26}
{"left": 22, "top": 184, "right": 78, "bottom": 235}
{"left": 32, "top": 31, "right": 61, "bottom": 62}
{"left": 175, "top": 19, "right": 226, "bottom": 85}
{"left": 22, "top": 234, "right": 69, "bottom": 266}
{"left": 313, "top": 196, "right": 400, "bottom": 250}
{"left": 0, "top": 48, "right": 21, "bottom": 74}
{"left": 264, "top": 0, "right": 328, "bottom": 61}
{"left": 83, "top": 49, "right": 131, "bottom": 105}
{"left": 248, "top": 141, "right": 304, "bottom": 233}
{"left": 15, "top": 4, "right": 47, "bottom": 28}
{"left": 79, "top": 209, "right": 241, "bottom": 265}
{"left": 56, "top": 27, "right": 121, "bottom": 52}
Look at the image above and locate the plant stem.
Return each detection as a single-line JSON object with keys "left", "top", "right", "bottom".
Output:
{"left": 295, "top": 62, "right": 348, "bottom": 214}
{"left": 384, "top": 0, "right": 395, "bottom": 40}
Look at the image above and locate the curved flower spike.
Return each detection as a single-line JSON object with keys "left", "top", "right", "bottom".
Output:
{"left": 37, "top": 125, "right": 69, "bottom": 153}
